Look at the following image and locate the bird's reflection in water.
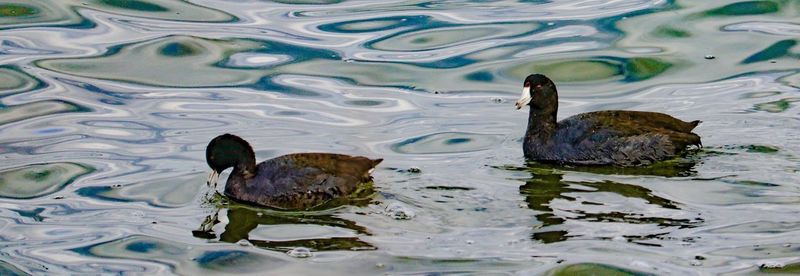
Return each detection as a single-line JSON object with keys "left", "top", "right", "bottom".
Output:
{"left": 193, "top": 193, "right": 375, "bottom": 252}
{"left": 508, "top": 158, "right": 703, "bottom": 244}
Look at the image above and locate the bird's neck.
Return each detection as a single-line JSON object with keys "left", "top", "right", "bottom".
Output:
{"left": 527, "top": 106, "right": 558, "bottom": 140}
{"left": 225, "top": 160, "right": 257, "bottom": 199}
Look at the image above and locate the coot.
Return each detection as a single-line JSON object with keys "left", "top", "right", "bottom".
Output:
{"left": 206, "top": 134, "right": 382, "bottom": 210}
{"left": 515, "top": 74, "right": 701, "bottom": 166}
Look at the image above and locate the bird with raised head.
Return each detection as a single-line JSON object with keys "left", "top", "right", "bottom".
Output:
{"left": 515, "top": 74, "right": 701, "bottom": 166}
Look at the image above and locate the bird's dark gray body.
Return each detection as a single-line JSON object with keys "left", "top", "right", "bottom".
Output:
{"left": 524, "top": 110, "right": 701, "bottom": 166}
{"left": 205, "top": 134, "right": 381, "bottom": 210}
{"left": 224, "top": 153, "right": 381, "bottom": 210}
{"left": 517, "top": 74, "right": 701, "bottom": 166}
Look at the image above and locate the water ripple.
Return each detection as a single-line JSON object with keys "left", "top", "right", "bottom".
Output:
{"left": 1, "top": 0, "right": 800, "bottom": 274}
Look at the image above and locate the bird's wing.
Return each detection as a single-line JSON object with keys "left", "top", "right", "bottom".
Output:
{"left": 555, "top": 111, "right": 701, "bottom": 165}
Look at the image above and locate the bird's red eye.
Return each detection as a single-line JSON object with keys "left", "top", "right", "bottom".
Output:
{"left": 524, "top": 82, "right": 531, "bottom": 87}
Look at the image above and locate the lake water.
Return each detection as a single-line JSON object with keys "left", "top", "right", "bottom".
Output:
{"left": 1, "top": 0, "right": 799, "bottom": 274}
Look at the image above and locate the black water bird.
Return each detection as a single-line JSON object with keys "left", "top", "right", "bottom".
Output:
{"left": 515, "top": 74, "right": 701, "bottom": 166}
{"left": 205, "top": 134, "right": 382, "bottom": 210}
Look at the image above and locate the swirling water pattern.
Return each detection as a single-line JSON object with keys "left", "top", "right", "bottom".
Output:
{"left": 0, "top": 0, "right": 799, "bottom": 274}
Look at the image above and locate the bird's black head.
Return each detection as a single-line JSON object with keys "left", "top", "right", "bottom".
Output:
{"left": 515, "top": 74, "right": 557, "bottom": 110}
{"left": 206, "top": 133, "right": 256, "bottom": 174}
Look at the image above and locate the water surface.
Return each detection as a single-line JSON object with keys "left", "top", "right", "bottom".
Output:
{"left": 1, "top": 0, "right": 799, "bottom": 274}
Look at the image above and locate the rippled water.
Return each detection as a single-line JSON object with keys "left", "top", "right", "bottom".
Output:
{"left": 1, "top": 0, "right": 799, "bottom": 274}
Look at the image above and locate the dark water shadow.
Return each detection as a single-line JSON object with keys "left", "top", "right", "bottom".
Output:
{"left": 507, "top": 160, "right": 702, "bottom": 244}
{"left": 500, "top": 153, "right": 701, "bottom": 178}
{"left": 193, "top": 193, "right": 376, "bottom": 252}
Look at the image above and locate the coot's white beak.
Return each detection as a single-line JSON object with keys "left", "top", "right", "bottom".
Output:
{"left": 515, "top": 85, "right": 531, "bottom": 110}
{"left": 207, "top": 170, "right": 219, "bottom": 188}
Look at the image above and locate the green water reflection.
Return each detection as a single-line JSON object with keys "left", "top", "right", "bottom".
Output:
{"left": 508, "top": 57, "right": 673, "bottom": 83}
{"left": 652, "top": 26, "right": 691, "bottom": 38}
{"left": 0, "top": 4, "right": 37, "bottom": 17}
{"left": 0, "top": 162, "right": 94, "bottom": 199}
{"left": 754, "top": 98, "right": 799, "bottom": 113}
{"left": 760, "top": 262, "right": 800, "bottom": 274}
{"left": 547, "top": 263, "right": 653, "bottom": 276}
{"left": 0, "top": 0, "right": 234, "bottom": 29}
{"left": 0, "top": 100, "right": 89, "bottom": 126}
{"left": 97, "top": 0, "right": 169, "bottom": 12}
{"left": 616, "top": 0, "right": 800, "bottom": 89}
{"left": 372, "top": 23, "right": 537, "bottom": 51}
{"left": 547, "top": 263, "right": 655, "bottom": 276}
{"left": 702, "top": 1, "right": 781, "bottom": 16}
{"left": 0, "top": 66, "right": 42, "bottom": 97}
{"left": 0, "top": 260, "right": 27, "bottom": 276}
{"left": 39, "top": 36, "right": 262, "bottom": 87}
{"left": 84, "top": 0, "right": 236, "bottom": 22}
{"left": 0, "top": 1, "right": 75, "bottom": 29}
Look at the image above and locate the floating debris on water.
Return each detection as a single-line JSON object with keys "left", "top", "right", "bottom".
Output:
{"left": 704, "top": 55, "right": 716, "bottom": 60}
{"left": 236, "top": 239, "right": 253, "bottom": 246}
{"left": 287, "top": 247, "right": 312, "bottom": 258}
{"left": 759, "top": 261, "right": 785, "bottom": 269}
{"left": 385, "top": 202, "right": 415, "bottom": 220}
